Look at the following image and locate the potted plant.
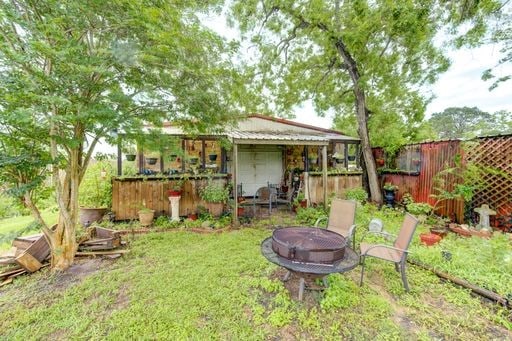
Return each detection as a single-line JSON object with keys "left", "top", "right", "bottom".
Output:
{"left": 123, "top": 145, "right": 137, "bottom": 161}
{"left": 189, "top": 156, "right": 199, "bottom": 165}
{"left": 167, "top": 176, "right": 188, "bottom": 197}
{"left": 383, "top": 182, "right": 398, "bottom": 207}
{"left": 138, "top": 202, "right": 155, "bottom": 227}
{"left": 332, "top": 152, "right": 344, "bottom": 163}
{"left": 292, "top": 192, "right": 307, "bottom": 212}
{"left": 376, "top": 158, "right": 385, "bottom": 166}
{"left": 146, "top": 156, "right": 158, "bottom": 165}
{"left": 308, "top": 152, "right": 318, "bottom": 165}
{"left": 78, "top": 160, "right": 112, "bottom": 226}
{"left": 208, "top": 153, "right": 218, "bottom": 162}
{"left": 199, "top": 179, "right": 229, "bottom": 217}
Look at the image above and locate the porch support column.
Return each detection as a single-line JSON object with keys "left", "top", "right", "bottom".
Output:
{"left": 117, "top": 139, "right": 122, "bottom": 176}
{"left": 233, "top": 143, "right": 239, "bottom": 226}
{"left": 322, "top": 145, "right": 328, "bottom": 205}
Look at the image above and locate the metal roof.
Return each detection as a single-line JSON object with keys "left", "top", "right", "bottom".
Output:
{"left": 153, "top": 115, "right": 359, "bottom": 145}
{"left": 229, "top": 130, "right": 330, "bottom": 145}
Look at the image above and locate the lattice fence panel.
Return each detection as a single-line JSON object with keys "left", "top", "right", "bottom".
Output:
{"left": 465, "top": 135, "right": 512, "bottom": 228}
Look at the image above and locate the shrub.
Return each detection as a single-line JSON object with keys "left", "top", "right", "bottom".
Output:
{"left": 345, "top": 187, "right": 368, "bottom": 204}
{"left": 406, "top": 202, "right": 433, "bottom": 216}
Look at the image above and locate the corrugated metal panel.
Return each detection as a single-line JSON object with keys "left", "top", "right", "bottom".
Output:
{"left": 378, "top": 140, "right": 465, "bottom": 222}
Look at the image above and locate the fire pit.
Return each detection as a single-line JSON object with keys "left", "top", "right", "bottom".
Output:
{"left": 261, "top": 227, "right": 359, "bottom": 301}
{"left": 271, "top": 227, "right": 346, "bottom": 264}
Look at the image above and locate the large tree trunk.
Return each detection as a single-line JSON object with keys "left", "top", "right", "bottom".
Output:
{"left": 46, "top": 121, "right": 82, "bottom": 271}
{"left": 335, "top": 41, "right": 382, "bottom": 204}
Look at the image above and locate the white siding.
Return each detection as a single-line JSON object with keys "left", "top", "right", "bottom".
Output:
{"left": 237, "top": 145, "right": 283, "bottom": 196}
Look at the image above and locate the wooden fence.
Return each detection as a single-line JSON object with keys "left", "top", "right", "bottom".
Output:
{"left": 112, "top": 175, "right": 228, "bottom": 220}
{"left": 306, "top": 173, "right": 363, "bottom": 204}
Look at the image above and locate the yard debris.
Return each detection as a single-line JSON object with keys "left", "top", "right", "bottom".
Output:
{"left": 0, "top": 226, "right": 127, "bottom": 287}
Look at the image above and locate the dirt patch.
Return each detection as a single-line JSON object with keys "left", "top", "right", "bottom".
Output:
{"left": 270, "top": 268, "right": 324, "bottom": 308}
{"left": 112, "top": 284, "right": 130, "bottom": 310}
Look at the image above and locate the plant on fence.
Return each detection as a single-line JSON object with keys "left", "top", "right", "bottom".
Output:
{"left": 345, "top": 187, "right": 368, "bottom": 204}
{"left": 199, "top": 179, "right": 229, "bottom": 203}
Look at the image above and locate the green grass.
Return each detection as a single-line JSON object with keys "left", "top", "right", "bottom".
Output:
{"left": 0, "top": 213, "right": 510, "bottom": 339}
{"left": 0, "top": 210, "right": 58, "bottom": 235}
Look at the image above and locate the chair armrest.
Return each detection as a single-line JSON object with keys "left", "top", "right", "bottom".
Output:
{"left": 360, "top": 244, "right": 409, "bottom": 256}
{"left": 314, "top": 216, "right": 328, "bottom": 227}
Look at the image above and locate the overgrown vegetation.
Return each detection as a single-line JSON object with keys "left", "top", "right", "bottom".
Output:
{"left": 0, "top": 216, "right": 510, "bottom": 339}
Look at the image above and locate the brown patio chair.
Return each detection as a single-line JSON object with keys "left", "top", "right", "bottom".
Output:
{"left": 359, "top": 213, "right": 419, "bottom": 292}
{"left": 314, "top": 199, "right": 357, "bottom": 249}
{"left": 252, "top": 186, "right": 272, "bottom": 215}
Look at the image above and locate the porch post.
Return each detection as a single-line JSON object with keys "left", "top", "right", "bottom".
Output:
{"left": 233, "top": 143, "right": 239, "bottom": 226}
{"left": 322, "top": 145, "right": 328, "bottom": 205}
{"left": 117, "top": 139, "right": 122, "bottom": 176}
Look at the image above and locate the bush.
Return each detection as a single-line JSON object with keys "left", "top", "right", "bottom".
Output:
{"left": 406, "top": 202, "right": 433, "bottom": 216}
{"left": 345, "top": 187, "right": 368, "bottom": 204}
{"left": 295, "top": 206, "right": 327, "bottom": 225}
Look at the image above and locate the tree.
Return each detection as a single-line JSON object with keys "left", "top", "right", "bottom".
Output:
{"left": 429, "top": 106, "right": 511, "bottom": 139}
{"left": 0, "top": 1, "right": 240, "bottom": 270}
{"left": 231, "top": 1, "right": 458, "bottom": 203}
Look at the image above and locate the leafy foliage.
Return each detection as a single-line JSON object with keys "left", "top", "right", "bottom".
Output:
{"left": 428, "top": 106, "right": 510, "bottom": 139}
{"left": 344, "top": 187, "right": 368, "bottom": 204}
{"left": 199, "top": 179, "right": 230, "bottom": 203}
{"left": 78, "top": 160, "right": 114, "bottom": 208}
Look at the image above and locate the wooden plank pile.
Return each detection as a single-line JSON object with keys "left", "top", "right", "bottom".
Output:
{"left": 0, "top": 226, "right": 127, "bottom": 287}
{"left": 0, "top": 233, "right": 51, "bottom": 286}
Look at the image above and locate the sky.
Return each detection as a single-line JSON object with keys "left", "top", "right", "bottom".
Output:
{"left": 291, "top": 43, "right": 512, "bottom": 129}
{"left": 201, "top": 12, "right": 512, "bottom": 130}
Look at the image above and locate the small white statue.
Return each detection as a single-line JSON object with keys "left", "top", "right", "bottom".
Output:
{"left": 474, "top": 204, "right": 496, "bottom": 231}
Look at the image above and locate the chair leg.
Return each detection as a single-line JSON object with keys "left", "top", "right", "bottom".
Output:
{"left": 394, "top": 263, "right": 399, "bottom": 272}
{"left": 359, "top": 255, "right": 366, "bottom": 287}
{"left": 283, "top": 270, "right": 291, "bottom": 282}
{"left": 399, "top": 260, "right": 410, "bottom": 292}
{"left": 298, "top": 277, "right": 305, "bottom": 301}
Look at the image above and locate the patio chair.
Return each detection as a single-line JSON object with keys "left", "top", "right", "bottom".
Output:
{"left": 359, "top": 213, "right": 419, "bottom": 292}
{"left": 314, "top": 199, "right": 357, "bottom": 249}
{"left": 252, "top": 186, "right": 272, "bottom": 215}
{"left": 269, "top": 184, "right": 295, "bottom": 211}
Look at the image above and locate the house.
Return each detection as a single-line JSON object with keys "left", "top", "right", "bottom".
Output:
{"left": 113, "top": 114, "right": 362, "bottom": 221}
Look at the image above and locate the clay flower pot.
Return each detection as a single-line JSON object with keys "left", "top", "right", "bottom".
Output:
{"left": 167, "top": 189, "right": 182, "bottom": 197}
{"left": 420, "top": 233, "right": 442, "bottom": 246}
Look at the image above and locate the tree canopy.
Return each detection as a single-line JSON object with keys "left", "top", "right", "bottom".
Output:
{"left": 229, "top": 0, "right": 500, "bottom": 202}
{"left": 429, "top": 106, "right": 512, "bottom": 139}
{"left": 0, "top": 0, "right": 242, "bottom": 269}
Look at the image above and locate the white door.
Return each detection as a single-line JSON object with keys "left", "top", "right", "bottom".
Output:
{"left": 238, "top": 145, "right": 283, "bottom": 196}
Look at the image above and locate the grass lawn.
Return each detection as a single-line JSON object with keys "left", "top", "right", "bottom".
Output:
{"left": 0, "top": 211, "right": 511, "bottom": 339}
{"left": 0, "top": 210, "right": 58, "bottom": 235}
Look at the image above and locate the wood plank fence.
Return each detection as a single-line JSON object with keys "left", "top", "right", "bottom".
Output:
{"left": 112, "top": 175, "right": 228, "bottom": 220}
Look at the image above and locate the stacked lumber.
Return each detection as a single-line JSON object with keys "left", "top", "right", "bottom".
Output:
{"left": 0, "top": 233, "right": 51, "bottom": 286}
{"left": 78, "top": 227, "right": 123, "bottom": 252}
{"left": 0, "top": 227, "right": 127, "bottom": 287}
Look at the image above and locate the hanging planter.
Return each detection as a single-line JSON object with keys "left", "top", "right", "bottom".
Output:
{"left": 208, "top": 154, "right": 218, "bottom": 162}
{"left": 146, "top": 157, "right": 158, "bottom": 165}
{"left": 189, "top": 157, "right": 199, "bottom": 165}
{"left": 169, "top": 154, "right": 177, "bottom": 162}
{"left": 348, "top": 155, "right": 356, "bottom": 161}
{"left": 125, "top": 154, "right": 136, "bottom": 162}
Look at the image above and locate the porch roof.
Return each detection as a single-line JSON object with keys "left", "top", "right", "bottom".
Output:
{"left": 158, "top": 114, "right": 359, "bottom": 145}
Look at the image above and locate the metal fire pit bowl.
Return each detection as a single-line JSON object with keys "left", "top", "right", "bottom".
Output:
{"left": 271, "top": 227, "right": 346, "bottom": 264}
